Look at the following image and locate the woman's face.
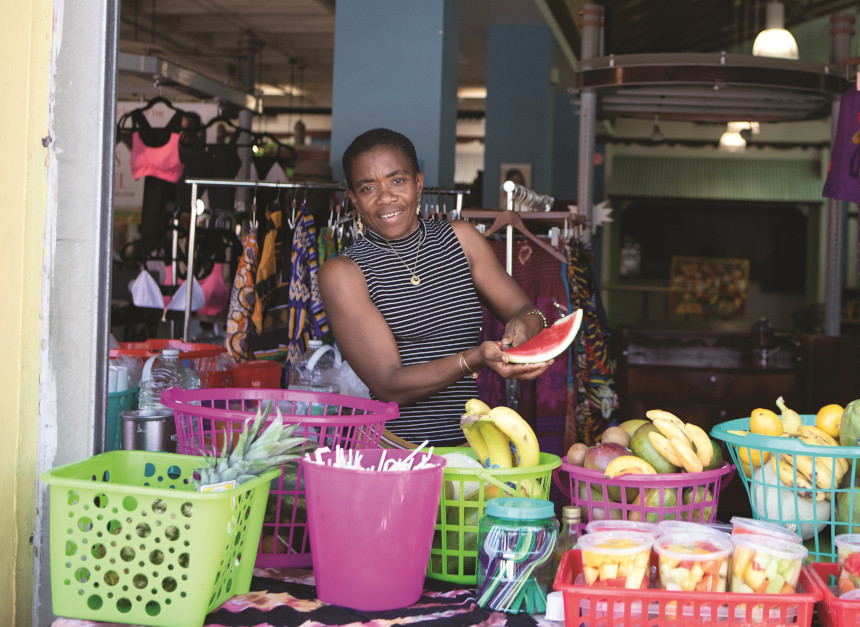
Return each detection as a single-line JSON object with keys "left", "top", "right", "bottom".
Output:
{"left": 346, "top": 146, "right": 423, "bottom": 240}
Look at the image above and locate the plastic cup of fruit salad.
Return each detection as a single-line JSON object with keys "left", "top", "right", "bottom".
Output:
{"left": 656, "top": 519, "right": 731, "bottom": 539}
{"left": 585, "top": 519, "right": 657, "bottom": 537}
{"left": 578, "top": 531, "right": 654, "bottom": 590}
{"left": 654, "top": 531, "right": 732, "bottom": 592}
{"left": 730, "top": 534, "right": 807, "bottom": 594}
{"left": 730, "top": 516, "right": 802, "bottom": 544}
{"left": 834, "top": 534, "right": 860, "bottom": 595}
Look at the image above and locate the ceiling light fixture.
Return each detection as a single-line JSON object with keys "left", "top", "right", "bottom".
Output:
{"left": 719, "top": 121, "right": 759, "bottom": 152}
{"left": 752, "top": 2, "right": 799, "bottom": 60}
{"left": 649, "top": 114, "right": 664, "bottom": 142}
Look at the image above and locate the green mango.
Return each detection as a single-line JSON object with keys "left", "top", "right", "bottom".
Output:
{"left": 839, "top": 400, "right": 860, "bottom": 477}
{"left": 836, "top": 480, "right": 860, "bottom": 536}
{"left": 430, "top": 503, "right": 481, "bottom": 577}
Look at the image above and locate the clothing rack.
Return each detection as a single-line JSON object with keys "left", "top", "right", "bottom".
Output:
{"left": 182, "top": 176, "right": 469, "bottom": 341}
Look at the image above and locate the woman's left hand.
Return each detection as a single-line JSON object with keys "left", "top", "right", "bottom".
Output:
{"left": 499, "top": 306, "right": 546, "bottom": 350}
{"left": 476, "top": 340, "right": 552, "bottom": 380}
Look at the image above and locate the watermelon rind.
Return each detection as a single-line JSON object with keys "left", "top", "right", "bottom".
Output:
{"left": 506, "top": 309, "right": 583, "bottom": 364}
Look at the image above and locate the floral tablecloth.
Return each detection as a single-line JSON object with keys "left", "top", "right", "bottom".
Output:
{"left": 52, "top": 568, "right": 555, "bottom": 627}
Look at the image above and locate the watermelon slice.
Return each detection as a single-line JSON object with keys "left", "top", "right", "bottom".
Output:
{"left": 505, "top": 309, "right": 583, "bottom": 364}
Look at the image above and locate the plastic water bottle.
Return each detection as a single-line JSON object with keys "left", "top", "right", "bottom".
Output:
{"left": 288, "top": 340, "right": 341, "bottom": 394}
{"left": 138, "top": 348, "right": 200, "bottom": 410}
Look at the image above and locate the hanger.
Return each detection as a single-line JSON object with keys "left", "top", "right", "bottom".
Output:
{"left": 483, "top": 211, "right": 566, "bottom": 263}
{"left": 141, "top": 95, "right": 179, "bottom": 112}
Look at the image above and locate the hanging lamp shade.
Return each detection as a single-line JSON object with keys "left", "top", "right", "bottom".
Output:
{"left": 752, "top": 2, "right": 798, "bottom": 59}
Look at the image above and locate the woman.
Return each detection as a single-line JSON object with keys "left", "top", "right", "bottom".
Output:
{"left": 318, "top": 128, "right": 551, "bottom": 446}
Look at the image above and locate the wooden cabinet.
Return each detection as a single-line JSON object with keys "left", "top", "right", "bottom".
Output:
{"left": 613, "top": 327, "right": 806, "bottom": 519}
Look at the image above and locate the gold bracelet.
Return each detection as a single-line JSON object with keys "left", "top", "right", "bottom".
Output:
{"left": 459, "top": 351, "right": 478, "bottom": 379}
{"left": 524, "top": 308, "right": 547, "bottom": 329}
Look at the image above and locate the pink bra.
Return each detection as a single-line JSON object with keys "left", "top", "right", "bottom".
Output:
{"left": 128, "top": 110, "right": 185, "bottom": 183}
{"left": 130, "top": 132, "right": 183, "bottom": 182}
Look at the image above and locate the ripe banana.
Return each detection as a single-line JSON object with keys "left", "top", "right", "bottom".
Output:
{"left": 605, "top": 455, "right": 657, "bottom": 478}
{"left": 648, "top": 431, "right": 683, "bottom": 467}
{"left": 684, "top": 423, "right": 713, "bottom": 467}
{"left": 646, "top": 409, "right": 686, "bottom": 430}
{"left": 477, "top": 421, "right": 514, "bottom": 469}
{"left": 794, "top": 427, "right": 849, "bottom": 481}
{"left": 669, "top": 436, "right": 703, "bottom": 473}
{"left": 773, "top": 454, "right": 819, "bottom": 500}
{"left": 465, "top": 398, "right": 492, "bottom": 416}
{"left": 776, "top": 396, "right": 802, "bottom": 434}
{"left": 479, "top": 406, "right": 540, "bottom": 468}
{"left": 460, "top": 414, "right": 490, "bottom": 466}
{"left": 652, "top": 417, "right": 689, "bottom": 444}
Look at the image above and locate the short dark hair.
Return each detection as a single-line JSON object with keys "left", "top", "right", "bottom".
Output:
{"left": 342, "top": 128, "right": 420, "bottom": 190}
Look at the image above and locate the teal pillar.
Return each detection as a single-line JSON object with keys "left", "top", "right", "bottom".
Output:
{"left": 330, "top": 0, "right": 459, "bottom": 187}
{"left": 483, "top": 24, "right": 555, "bottom": 207}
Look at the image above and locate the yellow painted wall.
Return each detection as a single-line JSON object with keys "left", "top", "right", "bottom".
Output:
{"left": 0, "top": 1, "right": 51, "bottom": 625}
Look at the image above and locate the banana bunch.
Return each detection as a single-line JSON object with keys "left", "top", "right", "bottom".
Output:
{"left": 773, "top": 424, "right": 849, "bottom": 499}
{"left": 460, "top": 398, "right": 540, "bottom": 469}
{"left": 604, "top": 455, "right": 656, "bottom": 478}
{"left": 645, "top": 409, "right": 713, "bottom": 473}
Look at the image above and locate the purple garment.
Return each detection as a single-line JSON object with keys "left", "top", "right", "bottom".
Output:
{"left": 823, "top": 88, "right": 860, "bottom": 204}
{"left": 477, "top": 239, "right": 569, "bottom": 456}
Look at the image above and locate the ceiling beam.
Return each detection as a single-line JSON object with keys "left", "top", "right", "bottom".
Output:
{"left": 533, "top": 0, "right": 581, "bottom": 71}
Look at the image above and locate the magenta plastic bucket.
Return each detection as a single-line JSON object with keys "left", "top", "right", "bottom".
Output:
{"left": 303, "top": 448, "right": 446, "bottom": 611}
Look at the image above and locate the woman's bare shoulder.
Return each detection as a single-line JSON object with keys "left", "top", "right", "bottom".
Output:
{"left": 318, "top": 254, "right": 363, "bottom": 290}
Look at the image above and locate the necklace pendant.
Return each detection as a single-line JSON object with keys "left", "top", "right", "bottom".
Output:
{"left": 410, "top": 275, "right": 421, "bottom": 286}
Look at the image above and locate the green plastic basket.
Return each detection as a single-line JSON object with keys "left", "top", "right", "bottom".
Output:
{"left": 712, "top": 415, "right": 860, "bottom": 563}
{"left": 40, "top": 450, "right": 279, "bottom": 627}
{"left": 106, "top": 387, "right": 138, "bottom": 451}
{"left": 426, "top": 447, "right": 562, "bottom": 584}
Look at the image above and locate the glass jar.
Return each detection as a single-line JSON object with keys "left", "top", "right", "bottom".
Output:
{"left": 476, "top": 497, "right": 558, "bottom": 615}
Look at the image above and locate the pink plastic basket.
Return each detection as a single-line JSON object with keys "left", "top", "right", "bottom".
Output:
{"left": 555, "top": 461, "right": 736, "bottom": 532}
{"left": 160, "top": 387, "right": 398, "bottom": 568}
{"left": 110, "top": 339, "right": 225, "bottom": 388}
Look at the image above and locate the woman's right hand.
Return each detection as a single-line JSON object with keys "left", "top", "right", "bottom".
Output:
{"left": 476, "top": 340, "right": 552, "bottom": 380}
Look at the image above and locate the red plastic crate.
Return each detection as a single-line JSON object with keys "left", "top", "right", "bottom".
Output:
{"left": 808, "top": 562, "right": 860, "bottom": 627}
{"left": 554, "top": 549, "right": 820, "bottom": 626}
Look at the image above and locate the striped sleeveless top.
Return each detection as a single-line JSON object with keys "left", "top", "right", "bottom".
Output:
{"left": 341, "top": 219, "right": 483, "bottom": 445}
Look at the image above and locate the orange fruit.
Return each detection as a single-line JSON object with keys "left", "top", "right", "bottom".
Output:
{"left": 816, "top": 404, "right": 844, "bottom": 439}
{"left": 731, "top": 430, "right": 770, "bottom": 478}
{"left": 750, "top": 408, "right": 784, "bottom": 437}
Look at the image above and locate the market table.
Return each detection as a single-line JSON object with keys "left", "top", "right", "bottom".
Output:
{"left": 50, "top": 568, "right": 555, "bottom": 627}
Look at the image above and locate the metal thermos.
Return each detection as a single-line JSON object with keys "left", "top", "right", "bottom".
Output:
{"left": 121, "top": 409, "right": 177, "bottom": 453}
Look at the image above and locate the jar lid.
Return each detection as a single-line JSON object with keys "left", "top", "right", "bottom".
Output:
{"left": 485, "top": 497, "right": 554, "bottom": 520}
{"left": 162, "top": 348, "right": 180, "bottom": 357}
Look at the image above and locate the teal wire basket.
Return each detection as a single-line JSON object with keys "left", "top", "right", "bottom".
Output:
{"left": 712, "top": 415, "right": 860, "bottom": 563}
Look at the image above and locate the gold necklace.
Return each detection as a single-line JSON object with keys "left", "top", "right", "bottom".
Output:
{"left": 386, "top": 230, "right": 423, "bottom": 286}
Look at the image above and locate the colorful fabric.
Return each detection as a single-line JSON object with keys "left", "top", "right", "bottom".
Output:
{"left": 286, "top": 202, "right": 330, "bottom": 370}
{"left": 252, "top": 207, "right": 283, "bottom": 333}
{"left": 564, "top": 238, "right": 617, "bottom": 446}
{"left": 823, "top": 88, "right": 860, "bottom": 204}
{"left": 478, "top": 239, "right": 570, "bottom": 456}
{"left": 51, "top": 568, "right": 545, "bottom": 627}
{"left": 225, "top": 228, "right": 258, "bottom": 362}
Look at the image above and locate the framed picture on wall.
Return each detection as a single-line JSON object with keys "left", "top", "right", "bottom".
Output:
{"left": 669, "top": 256, "right": 750, "bottom": 319}
{"left": 499, "top": 163, "right": 532, "bottom": 207}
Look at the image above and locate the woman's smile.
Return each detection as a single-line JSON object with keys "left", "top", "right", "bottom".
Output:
{"left": 346, "top": 145, "right": 423, "bottom": 240}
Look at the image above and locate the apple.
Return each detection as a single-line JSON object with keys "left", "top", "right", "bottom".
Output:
{"left": 583, "top": 442, "right": 629, "bottom": 472}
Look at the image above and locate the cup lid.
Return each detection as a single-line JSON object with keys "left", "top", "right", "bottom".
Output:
{"left": 485, "top": 497, "right": 554, "bottom": 520}
{"left": 732, "top": 532, "right": 808, "bottom": 560}
{"left": 578, "top": 530, "right": 654, "bottom": 553}
{"left": 655, "top": 531, "right": 733, "bottom": 560}
{"left": 730, "top": 517, "right": 802, "bottom": 544}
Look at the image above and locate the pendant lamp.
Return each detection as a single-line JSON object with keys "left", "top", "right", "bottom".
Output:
{"left": 752, "top": 2, "right": 799, "bottom": 60}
